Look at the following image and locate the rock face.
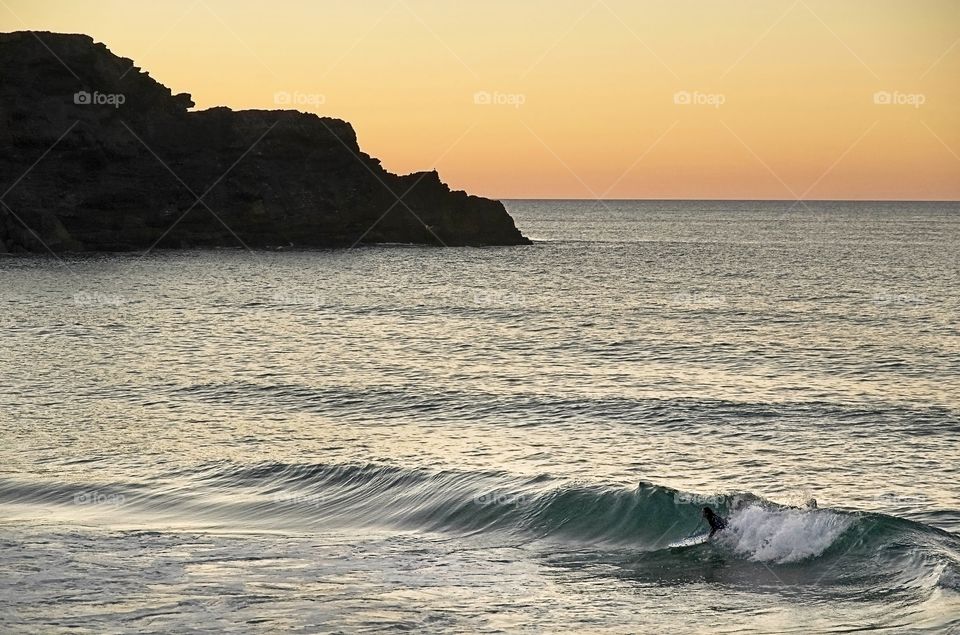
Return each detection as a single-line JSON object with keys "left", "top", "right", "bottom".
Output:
{"left": 0, "top": 31, "right": 530, "bottom": 252}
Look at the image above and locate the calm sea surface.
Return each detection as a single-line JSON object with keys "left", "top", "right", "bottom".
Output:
{"left": 2, "top": 200, "right": 959, "bottom": 633}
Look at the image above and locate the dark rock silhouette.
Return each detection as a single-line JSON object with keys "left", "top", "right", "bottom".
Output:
{"left": 0, "top": 31, "right": 531, "bottom": 252}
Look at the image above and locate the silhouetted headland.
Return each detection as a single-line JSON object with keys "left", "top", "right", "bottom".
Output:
{"left": 0, "top": 32, "right": 531, "bottom": 252}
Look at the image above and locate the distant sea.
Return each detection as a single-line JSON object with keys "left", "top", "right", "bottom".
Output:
{"left": 2, "top": 200, "right": 958, "bottom": 633}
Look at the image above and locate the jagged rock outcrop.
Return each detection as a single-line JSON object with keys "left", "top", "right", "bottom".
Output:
{"left": 0, "top": 31, "right": 530, "bottom": 252}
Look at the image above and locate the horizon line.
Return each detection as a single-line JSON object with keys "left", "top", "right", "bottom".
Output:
{"left": 497, "top": 198, "right": 960, "bottom": 203}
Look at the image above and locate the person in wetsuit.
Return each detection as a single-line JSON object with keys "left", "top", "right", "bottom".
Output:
{"left": 702, "top": 506, "right": 727, "bottom": 537}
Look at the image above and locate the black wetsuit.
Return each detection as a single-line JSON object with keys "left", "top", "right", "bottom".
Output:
{"left": 706, "top": 512, "right": 727, "bottom": 537}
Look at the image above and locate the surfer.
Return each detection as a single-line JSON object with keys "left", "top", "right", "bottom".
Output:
{"left": 702, "top": 506, "right": 727, "bottom": 537}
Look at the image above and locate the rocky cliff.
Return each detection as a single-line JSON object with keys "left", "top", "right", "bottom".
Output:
{"left": 0, "top": 31, "right": 530, "bottom": 252}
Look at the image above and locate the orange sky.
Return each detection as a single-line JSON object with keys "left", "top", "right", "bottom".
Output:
{"left": 3, "top": 0, "right": 959, "bottom": 200}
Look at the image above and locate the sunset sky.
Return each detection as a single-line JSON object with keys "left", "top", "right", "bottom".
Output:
{"left": 3, "top": 0, "right": 959, "bottom": 199}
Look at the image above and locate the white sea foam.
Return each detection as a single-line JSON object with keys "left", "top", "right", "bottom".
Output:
{"left": 719, "top": 504, "right": 853, "bottom": 564}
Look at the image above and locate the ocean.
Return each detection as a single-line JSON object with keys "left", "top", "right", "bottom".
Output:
{"left": 1, "top": 200, "right": 959, "bottom": 633}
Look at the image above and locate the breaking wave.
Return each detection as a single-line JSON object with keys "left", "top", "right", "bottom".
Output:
{"left": 2, "top": 461, "right": 958, "bottom": 592}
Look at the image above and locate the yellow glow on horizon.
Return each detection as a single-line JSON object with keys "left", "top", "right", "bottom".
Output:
{"left": 3, "top": 0, "right": 958, "bottom": 200}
